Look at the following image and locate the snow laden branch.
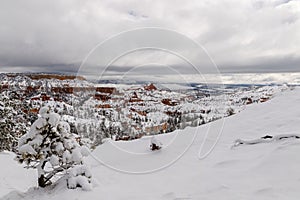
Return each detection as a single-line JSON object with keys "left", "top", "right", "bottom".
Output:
{"left": 16, "top": 106, "right": 92, "bottom": 190}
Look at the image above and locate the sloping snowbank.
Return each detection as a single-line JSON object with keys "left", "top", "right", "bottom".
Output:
{"left": 1, "top": 87, "right": 300, "bottom": 200}
{"left": 0, "top": 151, "right": 36, "bottom": 195}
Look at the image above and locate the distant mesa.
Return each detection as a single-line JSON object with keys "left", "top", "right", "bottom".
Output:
{"left": 6, "top": 73, "right": 86, "bottom": 81}
{"left": 27, "top": 74, "right": 86, "bottom": 81}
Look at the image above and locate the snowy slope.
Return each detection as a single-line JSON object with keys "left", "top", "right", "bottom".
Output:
{"left": 0, "top": 151, "right": 36, "bottom": 196}
{"left": 1, "top": 87, "right": 300, "bottom": 200}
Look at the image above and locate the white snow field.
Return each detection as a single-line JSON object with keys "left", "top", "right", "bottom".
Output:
{"left": 1, "top": 87, "right": 300, "bottom": 200}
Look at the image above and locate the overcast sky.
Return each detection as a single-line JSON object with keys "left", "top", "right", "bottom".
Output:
{"left": 0, "top": 0, "right": 300, "bottom": 75}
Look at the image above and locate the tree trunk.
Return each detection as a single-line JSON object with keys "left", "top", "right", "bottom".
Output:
{"left": 38, "top": 175, "right": 46, "bottom": 188}
{"left": 37, "top": 159, "right": 47, "bottom": 187}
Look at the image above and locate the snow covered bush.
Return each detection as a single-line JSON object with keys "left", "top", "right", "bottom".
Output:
{"left": 16, "top": 106, "right": 92, "bottom": 190}
{"left": 150, "top": 136, "right": 162, "bottom": 151}
{"left": 66, "top": 165, "right": 92, "bottom": 191}
{"left": 226, "top": 107, "right": 235, "bottom": 116}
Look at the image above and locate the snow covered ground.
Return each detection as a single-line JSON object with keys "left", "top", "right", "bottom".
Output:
{"left": 1, "top": 87, "right": 300, "bottom": 200}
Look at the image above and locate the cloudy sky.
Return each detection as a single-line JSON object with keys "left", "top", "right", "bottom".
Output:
{"left": 0, "top": 0, "right": 300, "bottom": 75}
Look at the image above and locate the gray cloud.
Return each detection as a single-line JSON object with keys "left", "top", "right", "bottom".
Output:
{"left": 0, "top": 0, "right": 300, "bottom": 74}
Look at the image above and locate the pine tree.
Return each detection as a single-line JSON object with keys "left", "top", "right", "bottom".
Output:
{"left": 16, "top": 106, "right": 92, "bottom": 190}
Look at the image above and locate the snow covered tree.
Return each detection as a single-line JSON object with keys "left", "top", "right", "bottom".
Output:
{"left": 16, "top": 106, "right": 92, "bottom": 190}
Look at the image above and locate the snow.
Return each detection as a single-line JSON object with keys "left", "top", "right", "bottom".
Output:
{"left": 18, "top": 144, "right": 37, "bottom": 155}
{"left": 48, "top": 113, "right": 61, "bottom": 127}
{"left": 38, "top": 107, "right": 49, "bottom": 118}
{"left": 151, "top": 136, "right": 163, "bottom": 146}
{"left": 63, "top": 139, "right": 75, "bottom": 150}
{"left": 1, "top": 87, "right": 300, "bottom": 199}
{"left": 62, "top": 151, "right": 71, "bottom": 163}
{"left": 57, "top": 121, "right": 70, "bottom": 135}
{"left": 0, "top": 151, "right": 36, "bottom": 196}
{"left": 67, "top": 165, "right": 92, "bottom": 191}
{"left": 49, "top": 155, "right": 59, "bottom": 167}
{"left": 233, "top": 134, "right": 300, "bottom": 147}
{"left": 71, "top": 148, "right": 83, "bottom": 164}
{"left": 55, "top": 142, "right": 64, "bottom": 153}
{"left": 68, "top": 165, "right": 92, "bottom": 178}
{"left": 67, "top": 175, "right": 92, "bottom": 191}
{"left": 29, "top": 134, "right": 44, "bottom": 147}
{"left": 31, "top": 118, "right": 47, "bottom": 130}
{"left": 80, "top": 146, "right": 91, "bottom": 157}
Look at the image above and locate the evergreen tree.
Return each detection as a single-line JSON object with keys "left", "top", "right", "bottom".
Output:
{"left": 16, "top": 106, "right": 92, "bottom": 190}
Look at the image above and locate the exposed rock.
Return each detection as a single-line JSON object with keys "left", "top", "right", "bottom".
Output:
{"left": 144, "top": 83, "right": 157, "bottom": 91}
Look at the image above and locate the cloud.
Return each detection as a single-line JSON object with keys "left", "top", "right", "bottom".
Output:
{"left": 0, "top": 0, "right": 299, "bottom": 74}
